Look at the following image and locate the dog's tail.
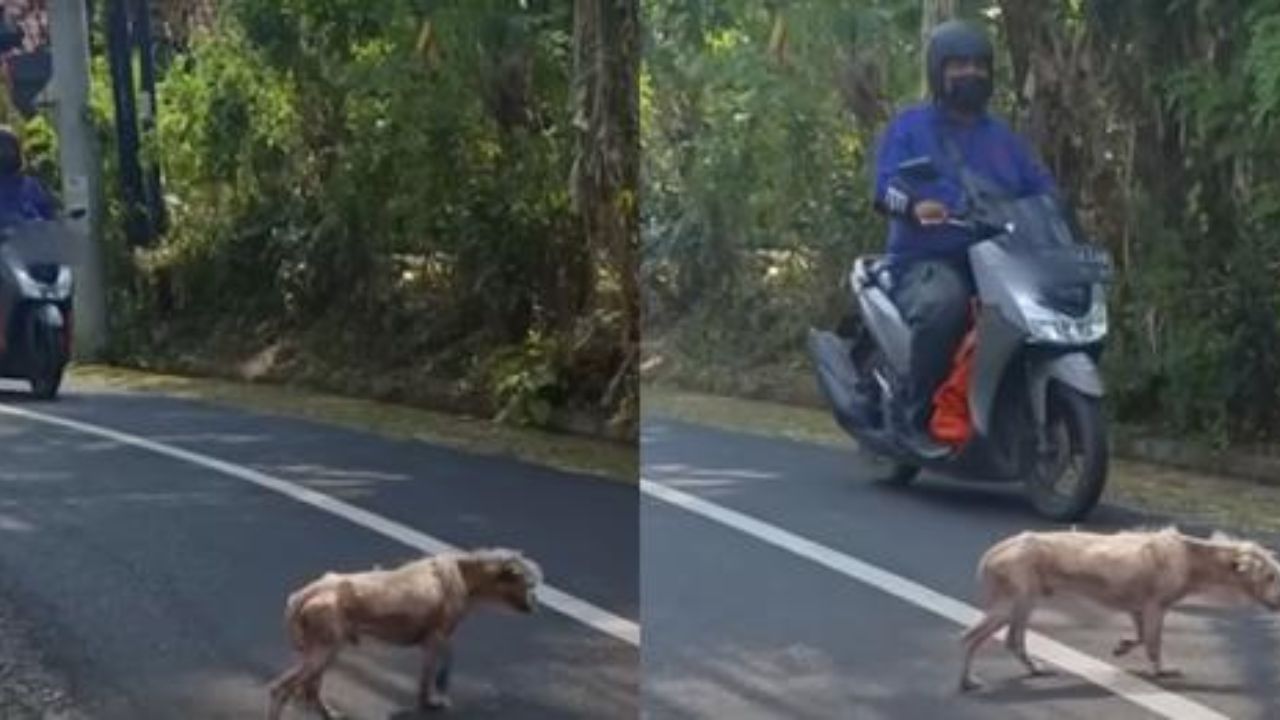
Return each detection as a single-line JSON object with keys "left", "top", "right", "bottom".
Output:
{"left": 284, "top": 587, "right": 313, "bottom": 651}
{"left": 959, "top": 563, "right": 1011, "bottom": 645}
{"left": 283, "top": 578, "right": 361, "bottom": 650}
{"left": 334, "top": 580, "right": 361, "bottom": 645}
{"left": 283, "top": 578, "right": 334, "bottom": 651}
{"left": 971, "top": 531, "right": 1034, "bottom": 609}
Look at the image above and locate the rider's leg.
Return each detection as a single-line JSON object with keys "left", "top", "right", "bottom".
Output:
{"left": 891, "top": 259, "right": 972, "bottom": 456}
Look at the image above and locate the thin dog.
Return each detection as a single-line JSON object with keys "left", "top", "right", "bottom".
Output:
{"left": 267, "top": 548, "right": 542, "bottom": 718}
{"left": 959, "top": 527, "right": 1280, "bottom": 692}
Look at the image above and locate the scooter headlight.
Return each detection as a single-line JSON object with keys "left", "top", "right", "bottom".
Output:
{"left": 12, "top": 265, "right": 72, "bottom": 300}
{"left": 13, "top": 265, "right": 41, "bottom": 297}
{"left": 1022, "top": 290, "right": 1108, "bottom": 345}
{"left": 54, "top": 266, "right": 72, "bottom": 298}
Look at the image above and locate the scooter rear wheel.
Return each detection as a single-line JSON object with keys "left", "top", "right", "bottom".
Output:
{"left": 1026, "top": 383, "right": 1108, "bottom": 522}
{"left": 878, "top": 463, "right": 921, "bottom": 486}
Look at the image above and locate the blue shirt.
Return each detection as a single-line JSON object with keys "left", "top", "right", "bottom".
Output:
{"left": 0, "top": 174, "right": 56, "bottom": 224}
{"left": 873, "top": 103, "right": 1055, "bottom": 267}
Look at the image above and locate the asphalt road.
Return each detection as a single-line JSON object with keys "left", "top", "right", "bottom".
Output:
{"left": 641, "top": 417, "right": 1280, "bottom": 720}
{"left": 0, "top": 382, "right": 638, "bottom": 720}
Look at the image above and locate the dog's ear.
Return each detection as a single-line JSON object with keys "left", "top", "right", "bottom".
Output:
{"left": 497, "top": 556, "right": 541, "bottom": 585}
{"left": 1232, "top": 550, "right": 1262, "bottom": 576}
{"left": 495, "top": 558, "right": 523, "bottom": 581}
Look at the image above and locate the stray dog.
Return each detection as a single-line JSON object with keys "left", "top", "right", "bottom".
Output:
{"left": 267, "top": 548, "right": 542, "bottom": 719}
{"left": 959, "top": 527, "right": 1280, "bottom": 692}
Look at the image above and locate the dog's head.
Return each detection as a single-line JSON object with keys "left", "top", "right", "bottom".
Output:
{"left": 1222, "top": 538, "right": 1280, "bottom": 610}
{"left": 461, "top": 548, "right": 543, "bottom": 614}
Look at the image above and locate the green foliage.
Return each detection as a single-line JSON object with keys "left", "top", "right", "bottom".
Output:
{"left": 643, "top": 0, "right": 900, "bottom": 361}
{"left": 18, "top": 114, "right": 60, "bottom": 191}
{"left": 488, "top": 331, "right": 565, "bottom": 427}
{"left": 93, "top": 0, "right": 631, "bottom": 430}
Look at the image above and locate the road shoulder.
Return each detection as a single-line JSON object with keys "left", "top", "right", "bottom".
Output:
{"left": 644, "top": 383, "right": 1280, "bottom": 536}
{"left": 67, "top": 364, "right": 635, "bottom": 485}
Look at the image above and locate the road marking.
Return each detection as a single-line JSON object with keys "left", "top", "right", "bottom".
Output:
{"left": 642, "top": 478, "right": 1230, "bottom": 720}
{"left": 0, "top": 403, "right": 640, "bottom": 647}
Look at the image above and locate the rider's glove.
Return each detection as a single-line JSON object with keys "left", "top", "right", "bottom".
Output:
{"left": 876, "top": 179, "right": 917, "bottom": 220}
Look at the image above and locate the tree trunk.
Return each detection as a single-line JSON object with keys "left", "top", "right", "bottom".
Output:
{"left": 571, "top": 0, "right": 639, "bottom": 433}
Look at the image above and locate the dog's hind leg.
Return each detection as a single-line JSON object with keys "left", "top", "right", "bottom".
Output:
{"left": 267, "top": 648, "right": 337, "bottom": 720}
{"left": 267, "top": 662, "right": 305, "bottom": 720}
{"left": 959, "top": 600, "right": 1013, "bottom": 692}
{"left": 1005, "top": 600, "right": 1052, "bottom": 678}
{"left": 1113, "top": 610, "right": 1144, "bottom": 657}
{"left": 303, "top": 661, "right": 342, "bottom": 720}
{"left": 269, "top": 652, "right": 337, "bottom": 720}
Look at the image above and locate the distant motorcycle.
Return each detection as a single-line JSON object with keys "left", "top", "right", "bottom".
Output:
{"left": 0, "top": 219, "right": 74, "bottom": 399}
{"left": 808, "top": 156, "right": 1114, "bottom": 521}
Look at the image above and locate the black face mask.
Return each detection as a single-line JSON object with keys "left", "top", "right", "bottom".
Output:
{"left": 943, "top": 75, "right": 991, "bottom": 115}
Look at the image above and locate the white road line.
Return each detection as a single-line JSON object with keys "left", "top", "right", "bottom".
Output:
{"left": 0, "top": 403, "right": 640, "bottom": 648}
{"left": 642, "top": 478, "right": 1230, "bottom": 720}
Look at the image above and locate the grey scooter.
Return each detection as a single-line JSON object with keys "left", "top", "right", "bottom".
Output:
{"left": 808, "top": 156, "right": 1114, "bottom": 521}
{"left": 0, "top": 219, "right": 74, "bottom": 400}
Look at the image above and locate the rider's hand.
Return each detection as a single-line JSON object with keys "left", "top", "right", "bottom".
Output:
{"left": 914, "top": 200, "right": 948, "bottom": 226}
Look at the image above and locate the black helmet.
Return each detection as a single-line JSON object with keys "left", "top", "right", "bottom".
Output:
{"left": 0, "top": 127, "right": 22, "bottom": 177}
{"left": 925, "top": 20, "right": 993, "bottom": 100}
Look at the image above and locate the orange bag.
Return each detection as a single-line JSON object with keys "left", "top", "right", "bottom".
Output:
{"left": 930, "top": 309, "right": 978, "bottom": 447}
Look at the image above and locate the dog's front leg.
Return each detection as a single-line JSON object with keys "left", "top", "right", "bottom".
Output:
{"left": 419, "top": 632, "right": 453, "bottom": 711}
{"left": 434, "top": 640, "right": 454, "bottom": 696}
{"left": 1141, "top": 606, "right": 1182, "bottom": 678}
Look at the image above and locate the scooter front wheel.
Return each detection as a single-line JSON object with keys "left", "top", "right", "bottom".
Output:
{"left": 1025, "top": 383, "right": 1108, "bottom": 522}
{"left": 27, "top": 316, "right": 65, "bottom": 401}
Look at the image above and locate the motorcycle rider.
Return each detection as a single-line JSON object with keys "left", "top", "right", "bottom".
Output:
{"left": 0, "top": 126, "right": 55, "bottom": 224}
{"left": 871, "top": 19, "right": 1057, "bottom": 458}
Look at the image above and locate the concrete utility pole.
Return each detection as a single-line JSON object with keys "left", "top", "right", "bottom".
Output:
{"left": 48, "top": 0, "right": 107, "bottom": 359}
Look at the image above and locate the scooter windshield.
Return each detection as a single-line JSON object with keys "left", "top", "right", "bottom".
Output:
{"left": 988, "top": 194, "right": 1112, "bottom": 286}
{"left": 998, "top": 194, "right": 1080, "bottom": 249}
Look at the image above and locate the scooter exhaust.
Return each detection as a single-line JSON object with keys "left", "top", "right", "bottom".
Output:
{"left": 806, "top": 328, "right": 879, "bottom": 435}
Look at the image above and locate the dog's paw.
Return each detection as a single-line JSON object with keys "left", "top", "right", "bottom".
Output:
{"left": 421, "top": 695, "right": 452, "bottom": 712}
{"left": 312, "top": 700, "right": 345, "bottom": 720}
{"left": 1112, "top": 639, "right": 1139, "bottom": 657}
{"left": 958, "top": 675, "right": 984, "bottom": 693}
